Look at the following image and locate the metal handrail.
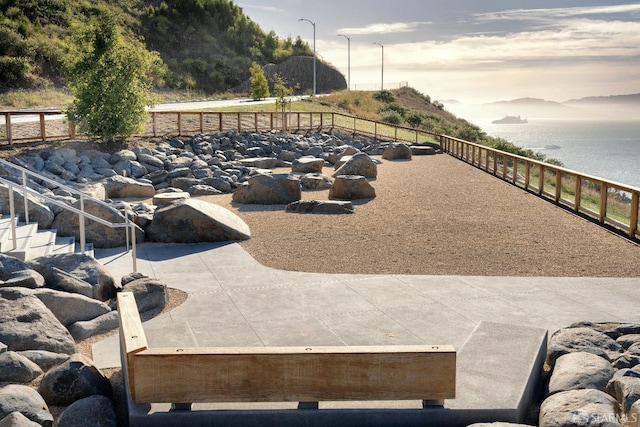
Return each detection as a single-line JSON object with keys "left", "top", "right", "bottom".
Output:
{"left": 0, "top": 158, "right": 137, "bottom": 271}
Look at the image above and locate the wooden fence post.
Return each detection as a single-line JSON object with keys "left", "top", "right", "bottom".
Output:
{"left": 39, "top": 113, "right": 46, "bottom": 142}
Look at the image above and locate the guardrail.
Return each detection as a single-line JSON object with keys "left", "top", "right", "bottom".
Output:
{"left": 1, "top": 110, "right": 438, "bottom": 145}
{"left": 0, "top": 158, "right": 137, "bottom": 271}
{"left": 2, "top": 109, "right": 638, "bottom": 241}
{"left": 440, "top": 135, "right": 640, "bottom": 240}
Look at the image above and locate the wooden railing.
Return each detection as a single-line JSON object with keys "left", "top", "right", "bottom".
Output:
{"left": 2, "top": 109, "right": 638, "bottom": 241}
{"left": 440, "top": 135, "right": 640, "bottom": 240}
{"left": 0, "top": 110, "right": 438, "bottom": 145}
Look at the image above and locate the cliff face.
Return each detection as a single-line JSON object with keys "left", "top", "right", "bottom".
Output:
{"left": 235, "top": 56, "right": 347, "bottom": 94}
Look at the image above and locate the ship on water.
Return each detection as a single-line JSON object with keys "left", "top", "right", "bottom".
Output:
{"left": 492, "top": 115, "right": 528, "bottom": 124}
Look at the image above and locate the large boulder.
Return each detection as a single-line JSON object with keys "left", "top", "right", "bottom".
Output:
{"left": 0, "top": 385, "right": 53, "bottom": 426}
{"left": 31, "top": 289, "right": 111, "bottom": 327}
{"left": 292, "top": 156, "right": 324, "bottom": 173}
{"left": 539, "top": 389, "right": 620, "bottom": 427}
{"left": 53, "top": 395, "right": 117, "bottom": 427}
{"left": 50, "top": 198, "right": 145, "bottom": 248}
{"left": 147, "top": 199, "right": 251, "bottom": 243}
{"left": 329, "top": 175, "right": 376, "bottom": 200}
{"left": 38, "top": 353, "right": 112, "bottom": 406}
{"left": 0, "top": 184, "right": 55, "bottom": 229}
{"left": 103, "top": 175, "right": 155, "bottom": 199}
{"left": 232, "top": 173, "right": 301, "bottom": 204}
{"left": 0, "top": 351, "right": 43, "bottom": 382}
{"left": 0, "top": 411, "right": 42, "bottom": 427}
{"left": 28, "top": 253, "right": 118, "bottom": 301}
{"left": 0, "top": 255, "right": 44, "bottom": 289}
{"left": 68, "top": 311, "right": 119, "bottom": 342}
{"left": 547, "top": 327, "right": 624, "bottom": 368}
{"left": 382, "top": 143, "right": 412, "bottom": 160}
{"left": 299, "top": 173, "right": 333, "bottom": 190}
{"left": 547, "top": 352, "right": 614, "bottom": 395}
{"left": 0, "top": 287, "right": 77, "bottom": 354}
{"left": 286, "top": 200, "right": 354, "bottom": 215}
{"left": 238, "top": 157, "right": 279, "bottom": 169}
{"left": 332, "top": 153, "right": 377, "bottom": 178}
{"left": 119, "top": 277, "right": 167, "bottom": 313}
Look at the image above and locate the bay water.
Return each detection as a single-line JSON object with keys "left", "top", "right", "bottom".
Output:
{"left": 476, "top": 119, "right": 640, "bottom": 190}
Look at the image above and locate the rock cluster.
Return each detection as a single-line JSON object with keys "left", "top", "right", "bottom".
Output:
{"left": 0, "top": 253, "right": 168, "bottom": 426}
{"left": 539, "top": 321, "right": 640, "bottom": 427}
{"left": 1, "top": 132, "right": 438, "bottom": 246}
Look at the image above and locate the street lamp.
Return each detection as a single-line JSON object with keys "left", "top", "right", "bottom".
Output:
{"left": 373, "top": 42, "right": 384, "bottom": 91}
{"left": 299, "top": 18, "right": 316, "bottom": 96}
{"left": 337, "top": 34, "right": 350, "bottom": 90}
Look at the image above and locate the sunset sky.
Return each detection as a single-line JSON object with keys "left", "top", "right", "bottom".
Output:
{"left": 237, "top": 1, "right": 640, "bottom": 104}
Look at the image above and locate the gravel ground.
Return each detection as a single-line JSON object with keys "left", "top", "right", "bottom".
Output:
{"left": 204, "top": 154, "right": 640, "bottom": 277}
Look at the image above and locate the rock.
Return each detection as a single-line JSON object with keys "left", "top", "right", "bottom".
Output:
{"left": 0, "top": 384, "right": 53, "bottom": 426}
{"left": 0, "top": 343, "right": 5, "bottom": 354}
{"left": 0, "top": 255, "right": 45, "bottom": 289}
{"left": 187, "top": 184, "right": 221, "bottom": 196}
{"left": 152, "top": 192, "right": 190, "bottom": 206}
{"left": 53, "top": 395, "right": 117, "bottom": 427}
{"left": 292, "top": 156, "right": 324, "bottom": 173}
{"left": 203, "top": 177, "right": 232, "bottom": 193}
{"left": 120, "top": 272, "right": 147, "bottom": 286}
{"left": 68, "top": 311, "right": 119, "bottom": 341}
{"left": 569, "top": 321, "right": 640, "bottom": 339}
{"left": 332, "top": 153, "right": 377, "bottom": 178}
{"left": 547, "top": 352, "right": 613, "bottom": 394}
{"left": 382, "top": 143, "right": 412, "bottom": 160}
{"left": 38, "top": 353, "right": 112, "bottom": 406}
{"left": 28, "top": 254, "right": 117, "bottom": 301}
{"left": 147, "top": 199, "right": 251, "bottom": 243}
{"left": 286, "top": 200, "right": 354, "bottom": 215}
{"left": 0, "top": 288, "right": 77, "bottom": 354}
{"left": 110, "top": 149, "right": 136, "bottom": 164}
{"left": 539, "top": 389, "right": 620, "bottom": 427}
{"left": 16, "top": 350, "right": 69, "bottom": 372}
{"left": 617, "top": 334, "right": 640, "bottom": 349}
{"left": 143, "top": 169, "right": 169, "bottom": 186}
{"left": 232, "top": 173, "right": 301, "bottom": 204}
{"left": 49, "top": 199, "right": 145, "bottom": 249}
{"left": 103, "top": 175, "right": 155, "bottom": 199}
{"left": 0, "top": 351, "right": 43, "bottom": 382}
{"left": 120, "top": 278, "right": 167, "bottom": 313}
{"left": 42, "top": 268, "right": 94, "bottom": 298}
{"left": 170, "top": 177, "right": 200, "bottom": 191}
{"left": 32, "top": 288, "right": 111, "bottom": 327}
{"left": 628, "top": 400, "right": 640, "bottom": 427}
{"left": 0, "top": 411, "right": 42, "bottom": 427}
{"left": 329, "top": 175, "right": 376, "bottom": 200}
{"left": 546, "top": 327, "right": 624, "bottom": 367}
{"left": 112, "top": 159, "right": 147, "bottom": 178}
{"left": 606, "top": 369, "right": 640, "bottom": 413}
{"left": 0, "top": 184, "right": 55, "bottom": 229}
{"left": 237, "top": 157, "right": 279, "bottom": 169}
{"left": 299, "top": 173, "right": 333, "bottom": 190}
{"left": 411, "top": 145, "right": 437, "bottom": 156}
{"left": 467, "top": 424, "right": 534, "bottom": 427}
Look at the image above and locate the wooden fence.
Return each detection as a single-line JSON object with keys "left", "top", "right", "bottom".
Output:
{"left": 441, "top": 136, "right": 640, "bottom": 240}
{"left": 1, "top": 109, "right": 638, "bottom": 241}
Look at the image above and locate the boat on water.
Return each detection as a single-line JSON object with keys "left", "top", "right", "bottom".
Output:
{"left": 492, "top": 115, "right": 528, "bottom": 124}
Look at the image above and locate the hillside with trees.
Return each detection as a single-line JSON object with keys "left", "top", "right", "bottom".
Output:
{"left": 0, "top": 0, "right": 333, "bottom": 94}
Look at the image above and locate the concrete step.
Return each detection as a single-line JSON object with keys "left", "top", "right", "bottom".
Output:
{"left": 28, "top": 229, "right": 57, "bottom": 259}
{"left": 0, "top": 222, "right": 38, "bottom": 261}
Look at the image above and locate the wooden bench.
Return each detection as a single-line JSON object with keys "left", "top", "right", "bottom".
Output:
{"left": 117, "top": 292, "right": 456, "bottom": 407}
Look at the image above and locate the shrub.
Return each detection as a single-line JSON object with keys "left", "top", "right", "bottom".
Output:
{"left": 373, "top": 90, "right": 396, "bottom": 103}
{"left": 382, "top": 111, "right": 402, "bottom": 125}
{"left": 249, "top": 61, "right": 269, "bottom": 100}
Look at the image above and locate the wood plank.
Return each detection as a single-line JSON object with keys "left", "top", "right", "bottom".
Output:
{"left": 117, "top": 292, "right": 148, "bottom": 402}
{"left": 130, "top": 345, "right": 456, "bottom": 404}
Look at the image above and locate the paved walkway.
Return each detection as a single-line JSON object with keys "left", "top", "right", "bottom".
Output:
{"left": 92, "top": 242, "right": 640, "bottom": 369}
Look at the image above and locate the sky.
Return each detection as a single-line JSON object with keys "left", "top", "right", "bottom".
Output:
{"left": 237, "top": 1, "right": 640, "bottom": 104}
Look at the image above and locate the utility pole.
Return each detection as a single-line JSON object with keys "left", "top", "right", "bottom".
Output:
{"left": 373, "top": 42, "right": 384, "bottom": 91}
{"left": 299, "top": 18, "right": 316, "bottom": 96}
{"left": 337, "top": 34, "right": 350, "bottom": 90}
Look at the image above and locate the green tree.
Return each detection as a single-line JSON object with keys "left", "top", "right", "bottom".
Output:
{"left": 249, "top": 61, "right": 269, "bottom": 100}
{"left": 65, "top": 11, "right": 161, "bottom": 142}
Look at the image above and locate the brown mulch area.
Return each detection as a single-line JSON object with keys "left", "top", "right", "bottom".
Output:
{"left": 205, "top": 154, "right": 640, "bottom": 277}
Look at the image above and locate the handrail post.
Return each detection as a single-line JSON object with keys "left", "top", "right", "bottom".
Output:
{"left": 575, "top": 176, "right": 582, "bottom": 212}
{"left": 599, "top": 183, "right": 608, "bottom": 223}
{"left": 199, "top": 112, "right": 204, "bottom": 133}
{"left": 555, "top": 171, "right": 562, "bottom": 202}
{"left": 21, "top": 170, "right": 29, "bottom": 224}
{"left": 79, "top": 195, "right": 86, "bottom": 253}
{"left": 177, "top": 112, "right": 182, "bottom": 135}
{"left": 8, "top": 183, "right": 17, "bottom": 250}
{"left": 131, "top": 224, "right": 137, "bottom": 272}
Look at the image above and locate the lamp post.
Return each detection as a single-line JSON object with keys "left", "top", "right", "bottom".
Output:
{"left": 337, "top": 34, "right": 350, "bottom": 90}
{"left": 373, "top": 42, "right": 384, "bottom": 91}
{"left": 299, "top": 18, "right": 316, "bottom": 96}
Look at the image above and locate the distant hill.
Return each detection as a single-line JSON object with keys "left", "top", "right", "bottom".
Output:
{"left": 0, "top": 0, "right": 344, "bottom": 95}
{"left": 444, "top": 94, "right": 640, "bottom": 121}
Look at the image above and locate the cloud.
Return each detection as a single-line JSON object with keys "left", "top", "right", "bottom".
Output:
{"left": 335, "top": 21, "right": 430, "bottom": 35}
{"left": 474, "top": 4, "right": 640, "bottom": 23}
